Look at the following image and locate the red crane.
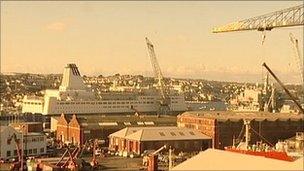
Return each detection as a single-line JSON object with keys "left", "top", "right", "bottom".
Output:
{"left": 90, "top": 139, "right": 99, "bottom": 168}
{"left": 7, "top": 133, "right": 22, "bottom": 171}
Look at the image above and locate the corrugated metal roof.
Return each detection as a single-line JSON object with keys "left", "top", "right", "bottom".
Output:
{"left": 172, "top": 149, "right": 303, "bottom": 171}
{"left": 180, "top": 111, "right": 304, "bottom": 121}
{"left": 108, "top": 127, "right": 143, "bottom": 138}
{"left": 110, "top": 126, "right": 211, "bottom": 141}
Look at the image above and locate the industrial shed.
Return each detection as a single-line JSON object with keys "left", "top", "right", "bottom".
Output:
{"left": 55, "top": 113, "right": 177, "bottom": 146}
{"left": 109, "top": 126, "right": 211, "bottom": 155}
{"left": 177, "top": 111, "right": 304, "bottom": 149}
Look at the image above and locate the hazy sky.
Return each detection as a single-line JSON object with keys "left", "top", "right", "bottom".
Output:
{"left": 1, "top": 1, "right": 303, "bottom": 83}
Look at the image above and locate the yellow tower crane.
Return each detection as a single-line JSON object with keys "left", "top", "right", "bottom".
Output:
{"left": 212, "top": 4, "right": 303, "bottom": 33}
{"left": 212, "top": 4, "right": 304, "bottom": 113}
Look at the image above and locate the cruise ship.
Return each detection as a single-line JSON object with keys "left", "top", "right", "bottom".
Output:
{"left": 22, "top": 64, "right": 187, "bottom": 115}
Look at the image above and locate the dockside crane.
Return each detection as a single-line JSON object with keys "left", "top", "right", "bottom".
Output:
{"left": 143, "top": 144, "right": 168, "bottom": 171}
{"left": 289, "top": 33, "right": 304, "bottom": 101}
{"left": 212, "top": 4, "right": 304, "bottom": 112}
{"left": 146, "top": 37, "right": 171, "bottom": 114}
{"left": 212, "top": 4, "right": 304, "bottom": 33}
{"left": 7, "top": 133, "right": 23, "bottom": 171}
{"left": 262, "top": 63, "right": 304, "bottom": 114}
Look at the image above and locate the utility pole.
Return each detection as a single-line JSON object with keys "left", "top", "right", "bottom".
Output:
{"left": 244, "top": 120, "right": 251, "bottom": 150}
{"left": 168, "top": 147, "right": 174, "bottom": 170}
{"left": 20, "top": 125, "right": 25, "bottom": 171}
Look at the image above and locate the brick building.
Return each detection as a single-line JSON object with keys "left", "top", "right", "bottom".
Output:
{"left": 177, "top": 111, "right": 304, "bottom": 149}
{"left": 9, "top": 122, "right": 43, "bottom": 133}
{"left": 55, "top": 113, "right": 177, "bottom": 146}
{"left": 56, "top": 114, "right": 70, "bottom": 144}
{"left": 108, "top": 126, "right": 211, "bottom": 155}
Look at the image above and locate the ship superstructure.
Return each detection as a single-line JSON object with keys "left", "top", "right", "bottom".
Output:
{"left": 22, "top": 64, "right": 187, "bottom": 115}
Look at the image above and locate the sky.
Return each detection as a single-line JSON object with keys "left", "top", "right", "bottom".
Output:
{"left": 1, "top": 1, "right": 303, "bottom": 84}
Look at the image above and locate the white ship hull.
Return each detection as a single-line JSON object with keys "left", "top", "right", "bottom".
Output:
{"left": 22, "top": 94, "right": 186, "bottom": 115}
{"left": 22, "top": 64, "right": 187, "bottom": 115}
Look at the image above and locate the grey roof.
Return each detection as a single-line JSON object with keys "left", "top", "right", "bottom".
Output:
{"left": 55, "top": 114, "right": 176, "bottom": 130}
{"left": 180, "top": 111, "right": 304, "bottom": 122}
{"left": 108, "top": 127, "right": 144, "bottom": 138}
{"left": 110, "top": 126, "right": 211, "bottom": 141}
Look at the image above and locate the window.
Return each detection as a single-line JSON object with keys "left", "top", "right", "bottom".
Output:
{"left": 189, "top": 131, "right": 195, "bottom": 135}
{"left": 7, "top": 151, "right": 11, "bottom": 157}
{"left": 124, "top": 122, "right": 131, "bottom": 126}
{"left": 159, "top": 132, "right": 165, "bottom": 136}
{"left": 179, "top": 132, "right": 185, "bottom": 136}
{"left": 14, "top": 150, "right": 17, "bottom": 156}
{"left": 170, "top": 132, "right": 176, "bottom": 136}
{"left": 40, "top": 148, "right": 44, "bottom": 153}
{"left": 29, "top": 149, "right": 33, "bottom": 154}
{"left": 137, "top": 122, "right": 144, "bottom": 125}
{"left": 33, "top": 149, "right": 37, "bottom": 154}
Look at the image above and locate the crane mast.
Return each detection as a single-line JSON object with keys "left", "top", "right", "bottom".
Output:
{"left": 7, "top": 133, "right": 23, "bottom": 170}
{"left": 289, "top": 33, "right": 304, "bottom": 101}
{"left": 145, "top": 37, "right": 170, "bottom": 114}
{"left": 212, "top": 4, "right": 304, "bottom": 33}
{"left": 212, "top": 4, "right": 304, "bottom": 112}
{"left": 262, "top": 62, "right": 304, "bottom": 114}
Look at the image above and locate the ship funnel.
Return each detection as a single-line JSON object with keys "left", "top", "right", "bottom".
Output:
{"left": 59, "top": 64, "right": 86, "bottom": 91}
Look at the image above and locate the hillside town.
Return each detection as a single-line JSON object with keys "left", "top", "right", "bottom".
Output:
{"left": 1, "top": 1, "right": 303, "bottom": 171}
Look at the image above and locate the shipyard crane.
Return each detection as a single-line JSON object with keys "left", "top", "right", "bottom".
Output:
{"left": 143, "top": 144, "right": 168, "bottom": 171}
{"left": 7, "top": 133, "right": 23, "bottom": 171}
{"left": 289, "top": 33, "right": 304, "bottom": 101}
{"left": 212, "top": 4, "right": 304, "bottom": 33}
{"left": 212, "top": 4, "right": 304, "bottom": 112}
{"left": 145, "top": 37, "right": 171, "bottom": 114}
{"left": 262, "top": 63, "right": 304, "bottom": 114}
{"left": 90, "top": 139, "right": 99, "bottom": 168}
